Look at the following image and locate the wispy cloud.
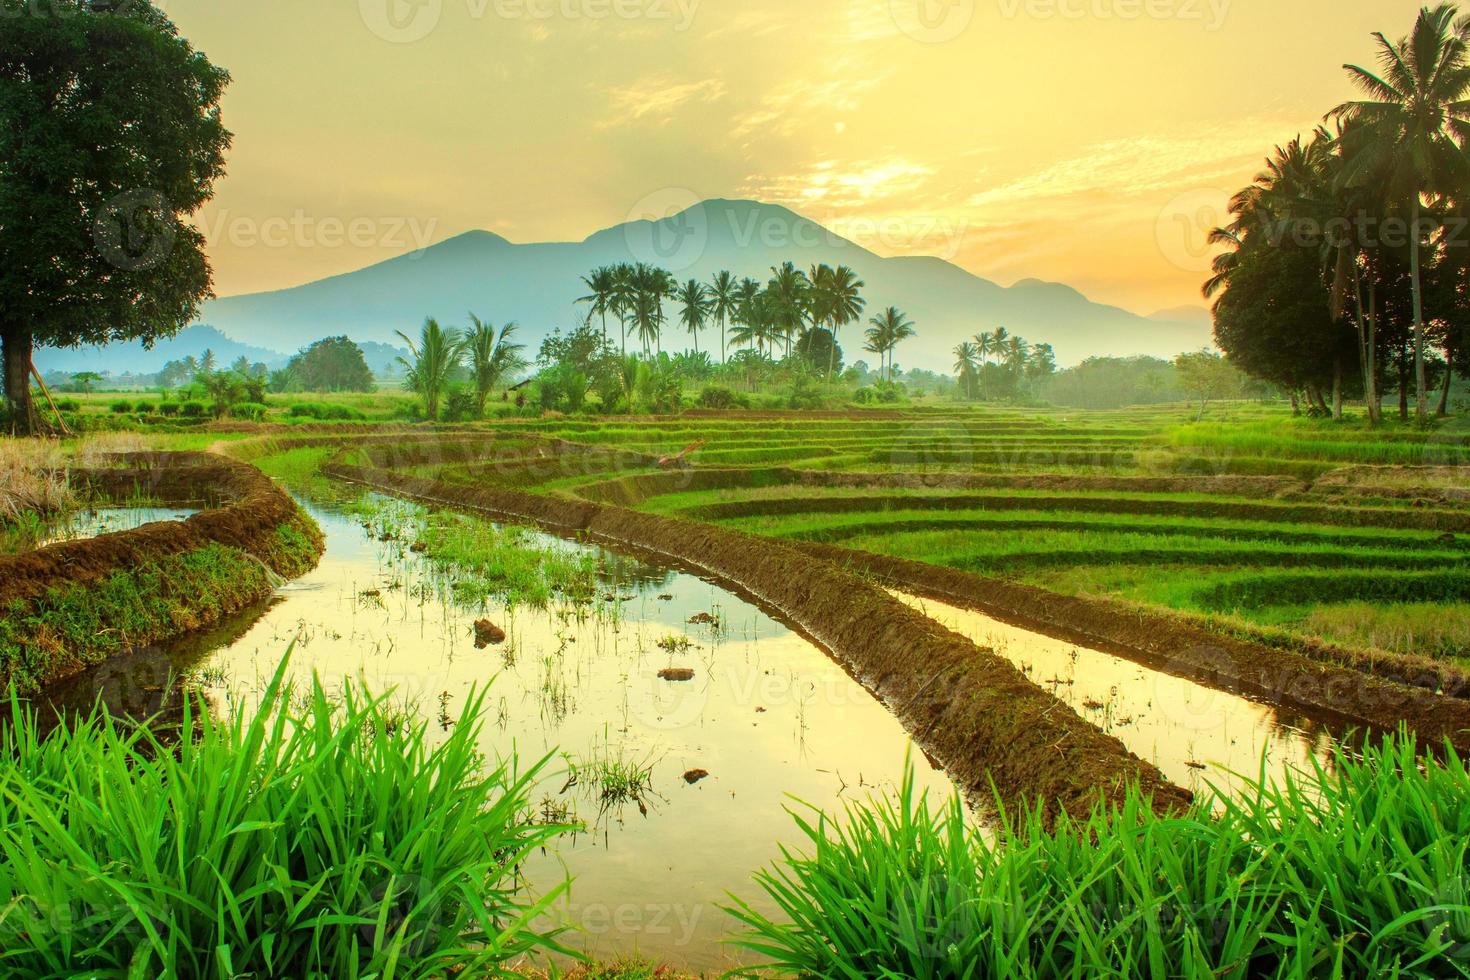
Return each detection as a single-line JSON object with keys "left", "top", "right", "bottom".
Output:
{"left": 599, "top": 77, "right": 726, "bottom": 127}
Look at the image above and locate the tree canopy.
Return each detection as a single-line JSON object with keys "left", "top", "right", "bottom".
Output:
{"left": 0, "top": 0, "right": 231, "bottom": 433}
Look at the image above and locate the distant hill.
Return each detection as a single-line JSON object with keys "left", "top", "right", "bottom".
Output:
{"left": 191, "top": 200, "right": 1210, "bottom": 370}
{"left": 1148, "top": 305, "right": 1214, "bottom": 334}
{"left": 34, "top": 325, "right": 289, "bottom": 375}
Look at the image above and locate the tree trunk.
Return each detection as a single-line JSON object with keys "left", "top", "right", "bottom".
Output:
{"left": 1439, "top": 355, "right": 1453, "bottom": 417}
{"left": 1332, "top": 358, "right": 1343, "bottom": 420}
{"left": 2, "top": 326, "right": 35, "bottom": 437}
{"left": 1366, "top": 277, "right": 1381, "bottom": 424}
{"left": 1399, "top": 360, "right": 1410, "bottom": 420}
{"left": 1289, "top": 390, "right": 1301, "bottom": 416}
{"left": 1411, "top": 197, "right": 1429, "bottom": 420}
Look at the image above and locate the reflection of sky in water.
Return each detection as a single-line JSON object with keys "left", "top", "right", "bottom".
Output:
{"left": 893, "top": 591, "right": 1341, "bottom": 800}
{"left": 32, "top": 506, "right": 197, "bottom": 549}
{"left": 49, "top": 501, "right": 955, "bottom": 972}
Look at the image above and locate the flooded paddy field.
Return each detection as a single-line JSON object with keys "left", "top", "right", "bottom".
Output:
{"left": 43, "top": 497, "right": 956, "bottom": 970}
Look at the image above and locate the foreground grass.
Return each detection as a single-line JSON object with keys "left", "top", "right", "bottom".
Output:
{"left": 0, "top": 659, "right": 570, "bottom": 978}
{"left": 729, "top": 737, "right": 1470, "bottom": 978}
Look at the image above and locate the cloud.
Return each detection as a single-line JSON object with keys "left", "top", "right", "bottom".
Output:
{"left": 599, "top": 76, "right": 726, "bottom": 127}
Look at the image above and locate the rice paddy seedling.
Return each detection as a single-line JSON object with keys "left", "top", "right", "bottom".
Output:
{"left": 727, "top": 735, "right": 1470, "bottom": 979}
{"left": 0, "top": 655, "right": 573, "bottom": 978}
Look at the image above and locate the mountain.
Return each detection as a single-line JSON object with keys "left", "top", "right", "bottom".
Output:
{"left": 34, "top": 325, "right": 289, "bottom": 375}
{"left": 79, "top": 200, "right": 1213, "bottom": 372}
{"left": 1148, "top": 305, "right": 1214, "bottom": 335}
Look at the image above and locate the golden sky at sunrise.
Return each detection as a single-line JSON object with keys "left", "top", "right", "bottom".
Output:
{"left": 171, "top": 0, "right": 1432, "bottom": 315}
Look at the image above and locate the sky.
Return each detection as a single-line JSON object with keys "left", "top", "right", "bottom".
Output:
{"left": 167, "top": 0, "right": 1433, "bottom": 316}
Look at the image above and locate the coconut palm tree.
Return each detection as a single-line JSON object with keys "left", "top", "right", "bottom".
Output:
{"left": 578, "top": 267, "right": 617, "bottom": 344}
{"left": 396, "top": 317, "right": 461, "bottom": 421}
{"left": 709, "top": 270, "right": 738, "bottom": 366}
{"left": 823, "top": 265, "right": 866, "bottom": 381}
{"left": 1331, "top": 3, "right": 1470, "bottom": 418}
{"left": 866, "top": 307, "right": 916, "bottom": 382}
{"left": 462, "top": 315, "right": 526, "bottom": 417}
{"left": 676, "top": 279, "right": 711, "bottom": 356}
{"left": 953, "top": 341, "right": 979, "bottom": 399}
{"left": 610, "top": 264, "right": 637, "bottom": 355}
{"left": 767, "top": 262, "right": 810, "bottom": 358}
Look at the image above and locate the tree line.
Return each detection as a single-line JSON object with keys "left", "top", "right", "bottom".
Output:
{"left": 575, "top": 261, "right": 918, "bottom": 381}
{"left": 950, "top": 327, "right": 1057, "bottom": 401}
{"left": 1208, "top": 3, "right": 1470, "bottom": 421}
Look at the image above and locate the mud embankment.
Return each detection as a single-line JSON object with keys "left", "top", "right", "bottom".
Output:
{"left": 792, "top": 542, "right": 1470, "bottom": 752}
{"left": 572, "top": 466, "right": 1312, "bottom": 510}
{"left": 322, "top": 461, "right": 1191, "bottom": 820}
{"left": 0, "top": 453, "right": 323, "bottom": 693}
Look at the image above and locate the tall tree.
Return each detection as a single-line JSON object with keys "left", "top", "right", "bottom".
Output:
{"left": 578, "top": 267, "right": 617, "bottom": 345}
{"left": 676, "top": 280, "right": 711, "bottom": 356}
{"left": 952, "top": 341, "right": 979, "bottom": 400}
{"left": 709, "top": 271, "right": 738, "bottom": 366}
{"left": 0, "top": 0, "right": 231, "bottom": 435}
{"left": 396, "top": 317, "right": 461, "bottom": 421}
{"left": 463, "top": 315, "right": 526, "bottom": 417}
{"left": 1331, "top": 3, "right": 1470, "bottom": 419}
{"left": 866, "top": 307, "right": 916, "bottom": 382}
{"left": 289, "top": 336, "right": 375, "bottom": 393}
{"left": 767, "top": 262, "right": 810, "bottom": 359}
{"left": 823, "top": 265, "right": 866, "bottom": 382}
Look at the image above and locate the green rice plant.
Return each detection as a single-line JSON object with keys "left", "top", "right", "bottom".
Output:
{"left": 0, "top": 656, "right": 572, "bottom": 978}
{"left": 727, "top": 736, "right": 1470, "bottom": 978}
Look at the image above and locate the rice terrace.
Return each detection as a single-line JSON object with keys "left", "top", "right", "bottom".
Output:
{"left": 4, "top": 1, "right": 1470, "bottom": 977}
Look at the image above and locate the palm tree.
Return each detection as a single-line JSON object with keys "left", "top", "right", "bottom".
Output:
{"left": 578, "top": 267, "right": 617, "bottom": 344}
{"left": 709, "top": 270, "right": 738, "bottom": 366}
{"left": 198, "top": 349, "right": 217, "bottom": 378}
{"left": 976, "top": 332, "right": 999, "bottom": 399}
{"left": 396, "top": 317, "right": 461, "bottom": 421}
{"left": 866, "top": 307, "right": 916, "bottom": 382}
{"left": 610, "top": 264, "right": 637, "bottom": 355}
{"left": 953, "top": 341, "right": 979, "bottom": 400}
{"left": 1003, "top": 335, "right": 1030, "bottom": 373}
{"left": 1331, "top": 3, "right": 1470, "bottom": 419}
{"left": 767, "top": 262, "right": 810, "bottom": 358}
{"left": 824, "top": 265, "right": 866, "bottom": 381}
{"left": 676, "top": 279, "right": 711, "bottom": 356}
{"left": 462, "top": 315, "right": 526, "bottom": 417}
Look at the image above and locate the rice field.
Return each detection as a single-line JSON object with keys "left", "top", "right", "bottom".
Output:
{"left": 406, "top": 403, "right": 1470, "bottom": 666}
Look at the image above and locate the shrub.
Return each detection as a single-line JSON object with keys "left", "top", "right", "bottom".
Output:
{"left": 233, "top": 401, "right": 268, "bottom": 422}
{"left": 287, "top": 401, "right": 366, "bottom": 421}
{"left": 108, "top": 400, "right": 133, "bottom": 414}
{"left": 54, "top": 398, "right": 80, "bottom": 413}
{"left": 132, "top": 401, "right": 156, "bottom": 415}
{"left": 442, "top": 385, "right": 481, "bottom": 423}
{"left": 730, "top": 736, "right": 1470, "bottom": 978}
{"left": 158, "top": 402, "right": 181, "bottom": 417}
{"left": 0, "top": 659, "right": 571, "bottom": 977}
{"left": 696, "top": 385, "right": 747, "bottom": 410}
{"left": 180, "top": 401, "right": 206, "bottom": 418}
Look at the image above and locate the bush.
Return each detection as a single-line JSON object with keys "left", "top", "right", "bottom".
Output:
{"left": 729, "top": 736, "right": 1470, "bottom": 978}
{"left": 0, "top": 659, "right": 571, "bottom": 977}
{"left": 180, "top": 401, "right": 207, "bottom": 418}
{"left": 696, "top": 385, "right": 747, "bottom": 410}
{"left": 158, "top": 402, "right": 181, "bottom": 417}
{"left": 54, "top": 399, "right": 80, "bottom": 413}
{"left": 232, "top": 401, "right": 268, "bottom": 422}
{"left": 108, "top": 400, "right": 132, "bottom": 414}
{"left": 442, "top": 386, "right": 481, "bottom": 423}
{"left": 286, "top": 401, "right": 366, "bottom": 421}
{"left": 132, "top": 401, "right": 156, "bottom": 415}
